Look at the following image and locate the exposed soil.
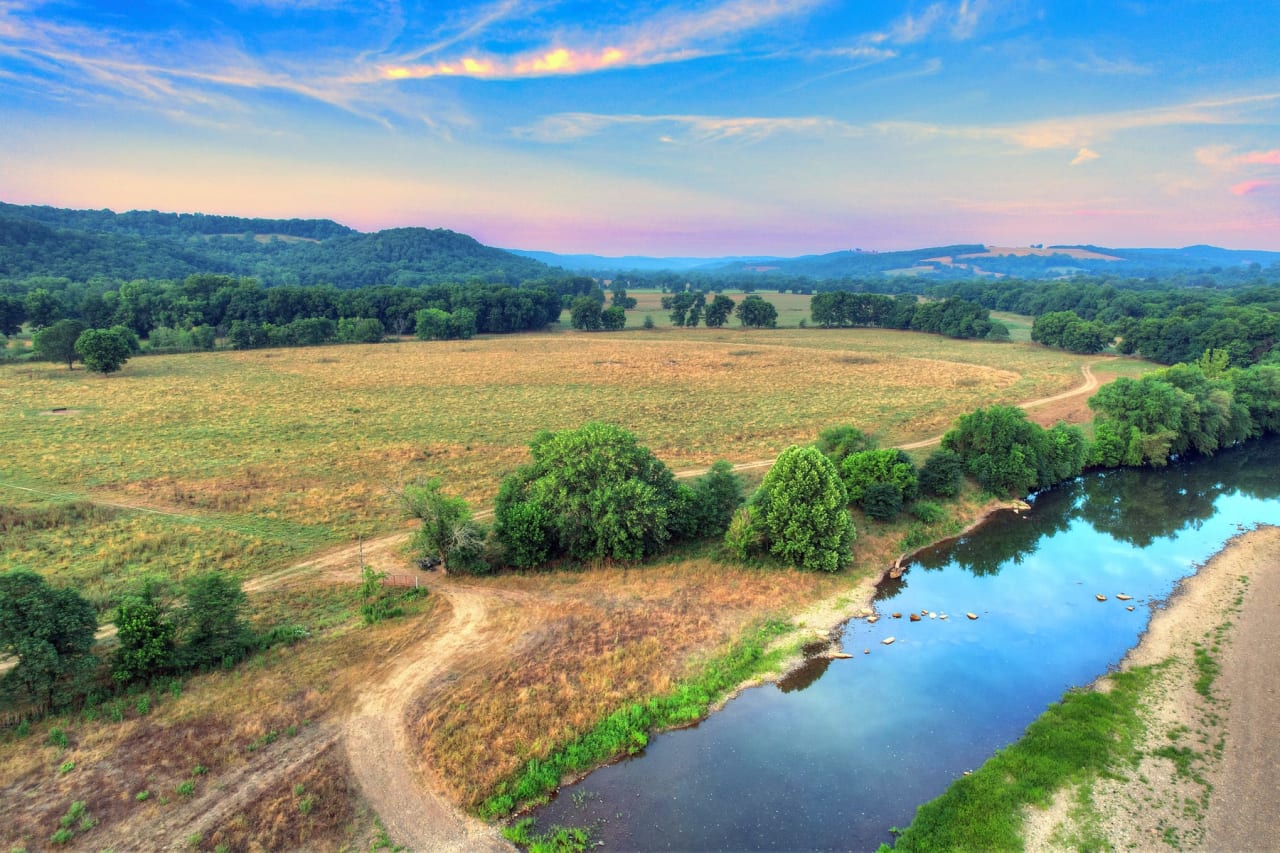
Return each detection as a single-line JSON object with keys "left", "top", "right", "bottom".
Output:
{"left": 1022, "top": 525, "right": 1280, "bottom": 850}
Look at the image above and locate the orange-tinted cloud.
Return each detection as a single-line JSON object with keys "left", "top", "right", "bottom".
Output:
{"left": 1070, "top": 147, "right": 1099, "bottom": 165}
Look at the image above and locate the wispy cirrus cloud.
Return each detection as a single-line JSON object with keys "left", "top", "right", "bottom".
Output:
{"left": 379, "top": 0, "right": 821, "bottom": 80}
{"left": 514, "top": 111, "right": 858, "bottom": 144}
{"left": 878, "top": 91, "right": 1280, "bottom": 152}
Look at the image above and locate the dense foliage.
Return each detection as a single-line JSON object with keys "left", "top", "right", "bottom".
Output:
{"left": 1088, "top": 357, "right": 1279, "bottom": 467}
{"left": 811, "top": 291, "right": 1007, "bottom": 340}
{"left": 736, "top": 445, "right": 855, "bottom": 572}
{"left": 934, "top": 278, "right": 1280, "bottom": 366}
{"left": 941, "top": 406, "right": 1088, "bottom": 497}
{"left": 493, "top": 423, "right": 742, "bottom": 567}
{"left": 0, "top": 571, "right": 97, "bottom": 709}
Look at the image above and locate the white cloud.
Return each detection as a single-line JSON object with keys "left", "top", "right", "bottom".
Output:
{"left": 1070, "top": 147, "right": 1099, "bottom": 165}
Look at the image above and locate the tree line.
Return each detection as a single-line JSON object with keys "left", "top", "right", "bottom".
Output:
{"left": 400, "top": 350, "right": 1280, "bottom": 579}
{"left": 810, "top": 291, "right": 1010, "bottom": 340}
{"left": 932, "top": 278, "right": 1280, "bottom": 365}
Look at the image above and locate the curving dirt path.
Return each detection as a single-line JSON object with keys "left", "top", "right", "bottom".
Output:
{"left": 342, "top": 582, "right": 513, "bottom": 852}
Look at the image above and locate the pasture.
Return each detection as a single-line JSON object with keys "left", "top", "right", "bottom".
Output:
{"left": 0, "top": 324, "right": 1112, "bottom": 594}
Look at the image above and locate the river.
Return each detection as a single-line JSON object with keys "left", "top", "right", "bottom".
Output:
{"left": 532, "top": 436, "right": 1280, "bottom": 851}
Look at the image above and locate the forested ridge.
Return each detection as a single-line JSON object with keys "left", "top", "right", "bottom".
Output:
{"left": 0, "top": 202, "right": 551, "bottom": 287}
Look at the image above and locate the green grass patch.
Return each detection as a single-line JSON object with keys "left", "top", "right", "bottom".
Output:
{"left": 501, "top": 817, "right": 593, "bottom": 852}
{"left": 480, "top": 618, "right": 797, "bottom": 818}
{"left": 887, "top": 664, "right": 1158, "bottom": 852}
{"left": 1192, "top": 642, "right": 1220, "bottom": 699}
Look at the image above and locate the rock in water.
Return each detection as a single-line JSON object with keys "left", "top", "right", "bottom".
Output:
{"left": 909, "top": 613, "right": 921, "bottom": 622}
{"left": 891, "top": 612, "right": 902, "bottom": 619}
{"left": 966, "top": 612, "right": 979, "bottom": 620}
{"left": 882, "top": 637, "right": 896, "bottom": 645}
{"left": 831, "top": 652, "right": 853, "bottom": 659}
{"left": 1096, "top": 594, "right": 1107, "bottom": 602}
{"left": 864, "top": 649, "right": 870, "bottom": 655}
{"left": 1126, "top": 606, "right": 1136, "bottom": 612}
{"left": 1117, "top": 593, "right": 1133, "bottom": 601}
{"left": 867, "top": 615, "right": 880, "bottom": 624}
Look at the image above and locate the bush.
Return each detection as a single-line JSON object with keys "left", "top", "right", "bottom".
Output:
{"left": 861, "top": 482, "right": 904, "bottom": 520}
{"left": 919, "top": 449, "right": 965, "bottom": 498}
{"left": 910, "top": 501, "right": 946, "bottom": 524}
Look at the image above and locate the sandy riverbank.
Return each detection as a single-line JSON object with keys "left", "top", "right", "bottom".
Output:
{"left": 1023, "top": 524, "right": 1280, "bottom": 850}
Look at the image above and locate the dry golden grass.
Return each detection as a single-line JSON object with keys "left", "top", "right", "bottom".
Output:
{"left": 410, "top": 558, "right": 854, "bottom": 810}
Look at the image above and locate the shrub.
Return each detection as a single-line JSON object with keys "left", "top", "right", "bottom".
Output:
{"left": 919, "top": 449, "right": 965, "bottom": 498}
{"left": 861, "top": 482, "right": 904, "bottom": 520}
{"left": 910, "top": 501, "right": 946, "bottom": 524}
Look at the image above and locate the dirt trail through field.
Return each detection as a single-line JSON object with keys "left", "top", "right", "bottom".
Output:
{"left": 343, "top": 582, "right": 512, "bottom": 852}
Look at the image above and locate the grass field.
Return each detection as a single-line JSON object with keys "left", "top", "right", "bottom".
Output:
{"left": 0, "top": 325, "right": 1151, "bottom": 849}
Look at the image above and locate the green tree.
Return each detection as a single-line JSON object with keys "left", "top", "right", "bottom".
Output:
{"left": 704, "top": 294, "right": 735, "bottom": 328}
{"left": 111, "top": 582, "right": 175, "bottom": 684}
{"left": 735, "top": 295, "right": 778, "bottom": 328}
{"left": 173, "top": 573, "right": 252, "bottom": 671}
{"left": 400, "top": 479, "right": 487, "bottom": 574}
{"left": 569, "top": 296, "right": 604, "bottom": 330}
{"left": 680, "top": 460, "right": 744, "bottom": 537}
{"left": 0, "top": 571, "right": 98, "bottom": 709}
{"left": 746, "top": 445, "right": 854, "bottom": 572}
{"left": 600, "top": 305, "right": 627, "bottom": 330}
{"left": 75, "top": 327, "right": 133, "bottom": 374}
{"left": 919, "top": 448, "right": 965, "bottom": 498}
{"left": 941, "top": 405, "right": 1049, "bottom": 496}
{"left": 33, "top": 318, "right": 87, "bottom": 368}
{"left": 415, "top": 307, "right": 452, "bottom": 340}
{"left": 610, "top": 287, "right": 637, "bottom": 310}
{"left": 494, "top": 423, "right": 682, "bottom": 566}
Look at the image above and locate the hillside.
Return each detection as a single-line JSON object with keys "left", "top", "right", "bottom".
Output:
{"left": 0, "top": 202, "right": 553, "bottom": 287}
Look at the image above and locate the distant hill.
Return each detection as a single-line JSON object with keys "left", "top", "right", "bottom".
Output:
{"left": 509, "top": 249, "right": 783, "bottom": 273}
{"left": 0, "top": 202, "right": 553, "bottom": 287}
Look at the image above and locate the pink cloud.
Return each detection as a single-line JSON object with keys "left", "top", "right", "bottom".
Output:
{"left": 1231, "top": 179, "right": 1278, "bottom": 196}
{"left": 1240, "top": 149, "right": 1280, "bottom": 165}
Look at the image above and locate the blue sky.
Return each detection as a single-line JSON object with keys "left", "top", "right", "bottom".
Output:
{"left": 1, "top": 0, "right": 1278, "bottom": 255}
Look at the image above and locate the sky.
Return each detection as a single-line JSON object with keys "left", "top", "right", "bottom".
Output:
{"left": 1, "top": 0, "right": 1278, "bottom": 256}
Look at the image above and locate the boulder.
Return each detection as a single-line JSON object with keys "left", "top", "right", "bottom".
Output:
{"left": 830, "top": 652, "right": 854, "bottom": 660}
{"left": 1117, "top": 594, "right": 1133, "bottom": 601}
{"left": 966, "top": 612, "right": 979, "bottom": 620}
{"left": 1095, "top": 594, "right": 1107, "bottom": 602}
{"left": 882, "top": 636, "right": 896, "bottom": 646}
{"left": 909, "top": 613, "right": 921, "bottom": 622}
{"left": 891, "top": 612, "right": 902, "bottom": 619}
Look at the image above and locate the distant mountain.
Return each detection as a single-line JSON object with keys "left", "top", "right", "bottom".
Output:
{"left": 0, "top": 202, "right": 553, "bottom": 287}
{"left": 508, "top": 249, "right": 782, "bottom": 272}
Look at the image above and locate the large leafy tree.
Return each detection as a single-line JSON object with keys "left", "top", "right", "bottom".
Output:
{"left": 75, "top": 327, "right": 133, "bottom": 374}
{"left": 33, "top": 318, "right": 87, "bottom": 368}
{"left": 172, "top": 573, "right": 252, "bottom": 671}
{"left": 736, "top": 295, "right": 778, "bottom": 328}
{"left": 942, "top": 405, "right": 1083, "bottom": 496}
{"left": 746, "top": 445, "right": 854, "bottom": 572}
{"left": 494, "top": 423, "right": 682, "bottom": 566}
{"left": 0, "top": 571, "right": 98, "bottom": 709}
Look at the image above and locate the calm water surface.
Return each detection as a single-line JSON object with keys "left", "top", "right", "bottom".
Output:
{"left": 533, "top": 438, "right": 1280, "bottom": 851}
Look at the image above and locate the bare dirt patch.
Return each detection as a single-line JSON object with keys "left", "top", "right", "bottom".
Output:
{"left": 1022, "top": 526, "right": 1280, "bottom": 850}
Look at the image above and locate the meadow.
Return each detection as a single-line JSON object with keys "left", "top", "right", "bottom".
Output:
{"left": 0, "top": 321, "right": 1149, "bottom": 849}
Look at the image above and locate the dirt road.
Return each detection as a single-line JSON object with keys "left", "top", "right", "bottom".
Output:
{"left": 343, "top": 583, "right": 512, "bottom": 852}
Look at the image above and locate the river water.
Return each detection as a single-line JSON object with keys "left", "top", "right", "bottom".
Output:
{"left": 532, "top": 437, "right": 1280, "bottom": 851}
